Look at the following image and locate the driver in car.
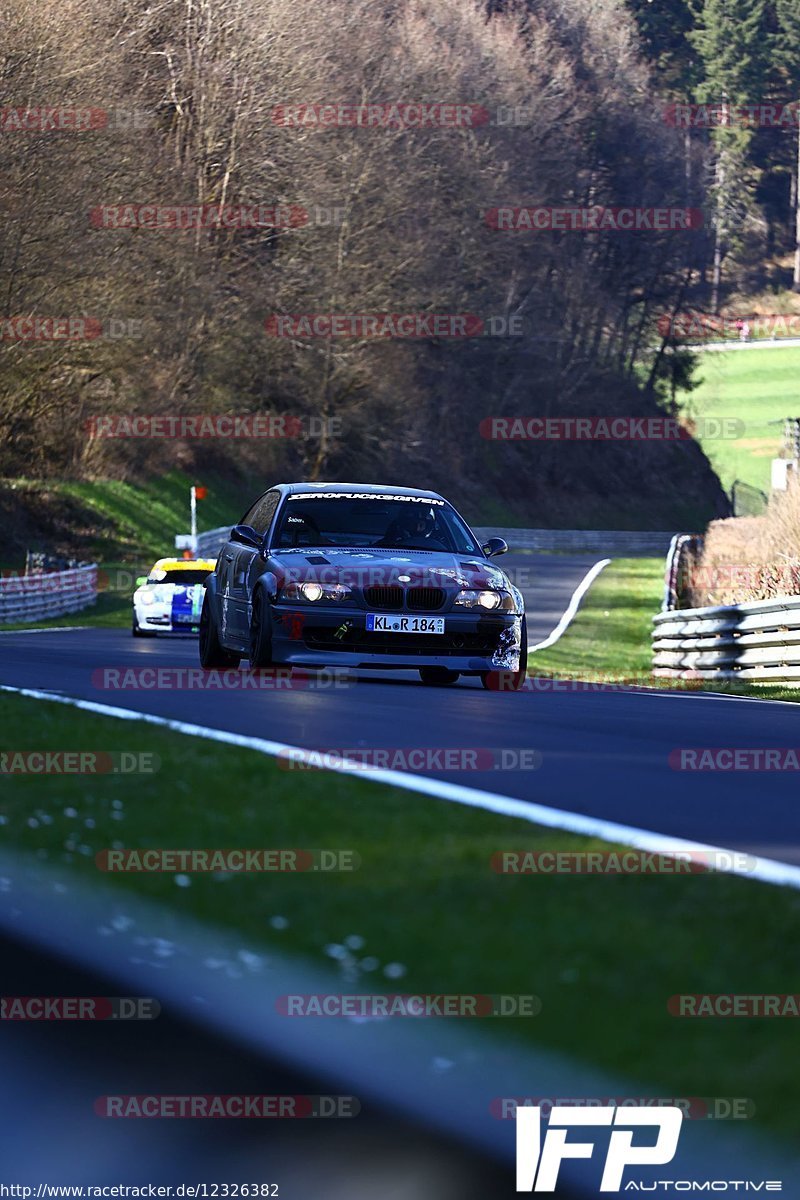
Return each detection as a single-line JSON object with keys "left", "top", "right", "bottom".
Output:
{"left": 383, "top": 507, "right": 441, "bottom": 547}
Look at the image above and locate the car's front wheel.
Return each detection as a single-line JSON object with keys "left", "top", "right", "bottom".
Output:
{"left": 419, "top": 667, "right": 460, "bottom": 686}
{"left": 480, "top": 615, "right": 528, "bottom": 691}
{"left": 249, "top": 589, "right": 277, "bottom": 669}
{"left": 199, "top": 593, "right": 240, "bottom": 668}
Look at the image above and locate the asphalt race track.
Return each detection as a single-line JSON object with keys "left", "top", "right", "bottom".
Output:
{"left": 2, "top": 553, "right": 799, "bottom": 867}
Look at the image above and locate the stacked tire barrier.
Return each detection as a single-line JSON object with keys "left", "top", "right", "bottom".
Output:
{"left": 0, "top": 564, "right": 98, "bottom": 624}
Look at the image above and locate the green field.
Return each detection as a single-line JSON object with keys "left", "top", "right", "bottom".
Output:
{"left": 1, "top": 687, "right": 799, "bottom": 1143}
{"left": 681, "top": 345, "right": 800, "bottom": 496}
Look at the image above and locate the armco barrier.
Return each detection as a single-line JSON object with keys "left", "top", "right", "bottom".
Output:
{"left": 195, "top": 527, "right": 230, "bottom": 557}
{"left": 652, "top": 594, "right": 800, "bottom": 683}
{"left": 195, "top": 525, "right": 676, "bottom": 558}
{"left": 0, "top": 564, "right": 98, "bottom": 624}
{"left": 662, "top": 532, "right": 703, "bottom": 611}
{"left": 470, "top": 528, "right": 675, "bottom": 555}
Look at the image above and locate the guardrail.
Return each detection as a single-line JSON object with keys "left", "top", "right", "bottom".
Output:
{"left": 0, "top": 563, "right": 98, "bottom": 624}
{"left": 652, "top": 594, "right": 800, "bottom": 683}
{"left": 195, "top": 525, "right": 676, "bottom": 557}
{"left": 662, "top": 533, "right": 703, "bottom": 611}
{"left": 195, "top": 527, "right": 230, "bottom": 557}
{"left": 471, "top": 528, "right": 676, "bottom": 555}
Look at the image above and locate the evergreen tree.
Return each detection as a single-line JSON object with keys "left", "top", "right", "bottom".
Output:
{"left": 775, "top": 0, "right": 800, "bottom": 288}
{"left": 688, "top": 0, "right": 769, "bottom": 308}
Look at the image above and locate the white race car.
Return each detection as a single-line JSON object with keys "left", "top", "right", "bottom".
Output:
{"left": 132, "top": 557, "right": 217, "bottom": 637}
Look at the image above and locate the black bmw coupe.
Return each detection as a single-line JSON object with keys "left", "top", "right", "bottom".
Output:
{"left": 199, "top": 482, "right": 527, "bottom": 688}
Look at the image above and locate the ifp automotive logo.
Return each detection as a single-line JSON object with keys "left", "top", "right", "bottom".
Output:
{"left": 515, "top": 1104, "right": 683, "bottom": 1192}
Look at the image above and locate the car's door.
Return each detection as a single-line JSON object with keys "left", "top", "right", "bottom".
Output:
{"left": 216, "top": 533, "right": 240, "bottom": 644}
{"left": 228, "top": 489, "right": 281, "bottom": 637}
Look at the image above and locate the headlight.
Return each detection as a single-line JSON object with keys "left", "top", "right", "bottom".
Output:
{"left": 453, "top": 589, "right": 514, "bottom": 611}
{"left": 136, "top": 590, "right": 155, "bottom": 606}
{"left": 280, "top": 581, "right": 352, "bottom": 603}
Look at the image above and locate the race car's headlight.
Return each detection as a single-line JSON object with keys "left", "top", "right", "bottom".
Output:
{"left": 280, "top": 581, "right": 352, "bottom": 603}
{"left": 454, "top": 589, "right": 513, "bottom": 611}
{"left": 137, "top": 590, "right": 156, "bottom": 605}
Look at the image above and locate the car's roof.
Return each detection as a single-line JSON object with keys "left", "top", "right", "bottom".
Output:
{"left": 149, "top": 558, "right": 217, "bottom": 572}
{"left": 276, "top": 482, "right": 446, "bottom": 501}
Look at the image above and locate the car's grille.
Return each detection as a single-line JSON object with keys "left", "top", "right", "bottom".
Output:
{"left": 363, "top": 586, "right": 403, "bottom": 609}
{"left": 407, "top": 587, "right": 445, "bottom": 611}
{"left": 362, "top": 585, "right": 446, "bottom": 611}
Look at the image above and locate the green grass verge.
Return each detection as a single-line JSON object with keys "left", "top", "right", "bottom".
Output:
{"left": 529, "top": 558, "right": 661, "bottom": 681}
{"left": 1, "top": 470, "right": 243, "bottom": 565}
{"left": 1, "top": 689, "right": 799, "bottom": 1141}
{"left": 56, "top": 472, "right": 241, "bottom": 558}
{"left": 681, "top": 345, "right": 800, "bottom": 496}
{"left": 528, "top": 557, "right": 800, "bottom": 704}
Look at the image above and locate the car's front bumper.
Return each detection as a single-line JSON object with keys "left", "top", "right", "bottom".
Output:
{"left": 134, "top": 607, "right": 200, "bottom": 635}
{"left": 269, "top": 605, "right": 523, "bottom": 673}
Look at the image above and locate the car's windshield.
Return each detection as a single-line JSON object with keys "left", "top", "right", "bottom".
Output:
{"left": 272, "top": 495, "right": 478, "bottom": 553}
{"left": 146, "top": 569, "right": 212, "bottom": 585}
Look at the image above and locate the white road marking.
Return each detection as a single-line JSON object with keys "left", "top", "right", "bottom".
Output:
{"left": 2, "top": 681, "right": 799, "bottom": 892}
{"left": 0, "top": 626, "right": 89, "bottom": 635}
{"left": 528, "top": 558, "right": 612, "bottom": 652}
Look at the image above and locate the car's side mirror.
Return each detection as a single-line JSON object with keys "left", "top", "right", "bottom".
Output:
{"left": 482, "top": 537, "right": 508, "bottom": 558}
{"left": 135, "top": 576, "right": 148, "bottom": 586}
{"left": 230, "top": 524, "right": 263, "bottom": 549}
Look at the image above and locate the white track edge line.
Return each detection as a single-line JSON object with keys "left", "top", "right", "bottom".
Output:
{"left": 0, "top": 626, "right": 88, "bottom": 635}
{"left": 3, "top": 682, "right": 800, "bottom": 892}
{"left": 528, "top": 557, "right": 612, "bottom": 652}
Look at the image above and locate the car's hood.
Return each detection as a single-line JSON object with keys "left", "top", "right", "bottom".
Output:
{"left": 268, "top": 547, "right": 511, "bottom": 590}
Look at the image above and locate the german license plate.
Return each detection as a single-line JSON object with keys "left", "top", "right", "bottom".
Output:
{"left": 366, "top": 614, "right": 445, "bottom": 634}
